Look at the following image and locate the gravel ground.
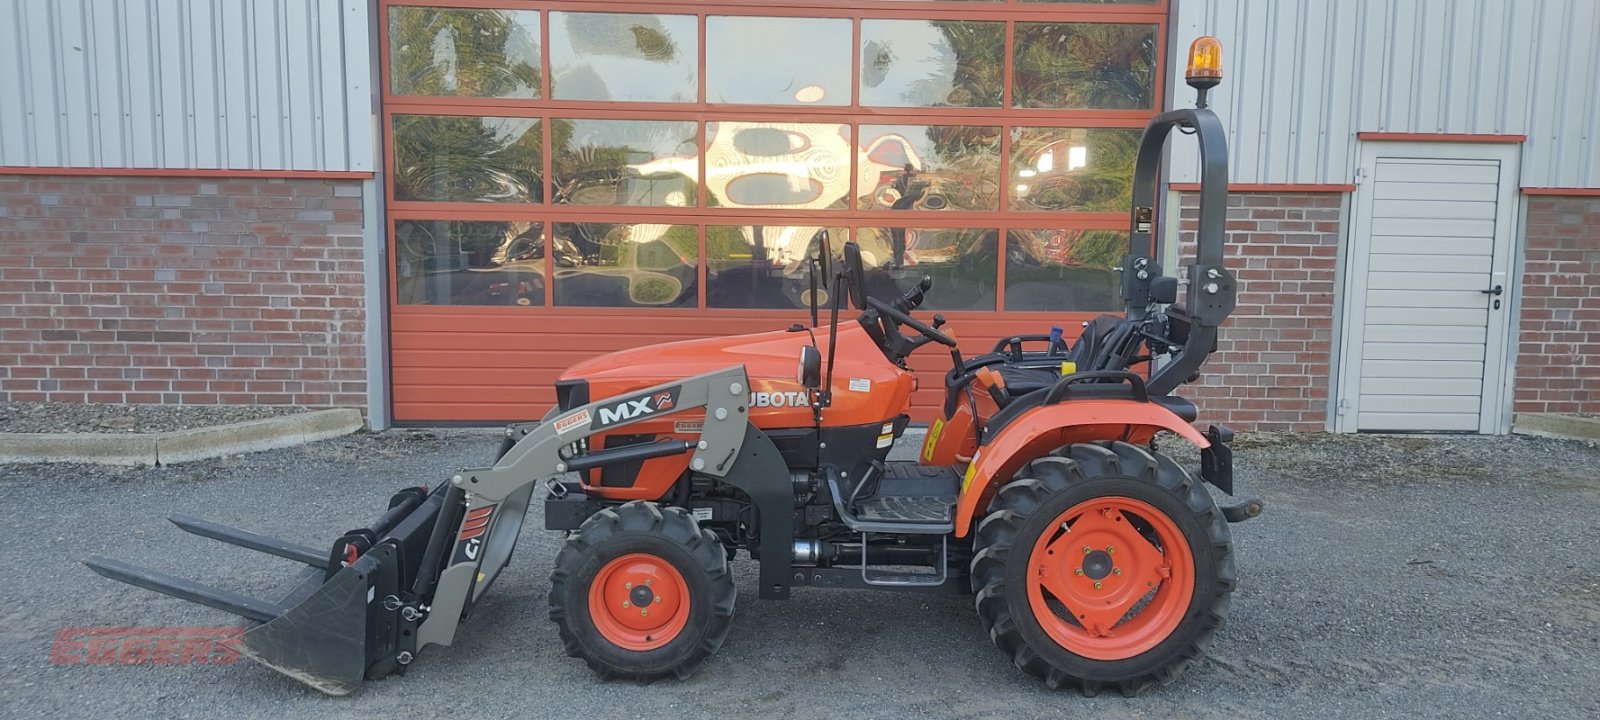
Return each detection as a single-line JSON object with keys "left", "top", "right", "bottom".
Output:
{"left": 0, "top": 402, "right": 305, "bottom": 434}
{"left": 1, "top": 429, "right": 1598, "bottom": 719}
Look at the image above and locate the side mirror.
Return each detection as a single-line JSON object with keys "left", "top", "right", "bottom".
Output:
{"left": 842, "top": 241, "right": 868, "bottom": 310}
{"left": 1150, "top": 275, "right": 1179, "bottom": 305}
{"left": 797, "top": 345, "right": 822, "bottom": 389}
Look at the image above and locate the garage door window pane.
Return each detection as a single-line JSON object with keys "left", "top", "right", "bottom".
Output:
{"left": 395, "top": 220, "right": 545, "bottom": 306}
{"left": 550, "top": 12, "right": 698, "bottom": 102}
{"left": 1009, "top": 127, "right": 1139, "bottom": 212}
{"left": 707, "top": 225, "right": 847, "bottom": 309}
{"left": 859, "top": 125, "right": 1001, "bottom": 212}
{"left": 1005, "top": 229, "right": 1126, "bottom": 312}
{"left": 392, "top": 115, "right": 542, "bottom": 203}
{"left": 1012, "top": 23, "right": 1157, "bottom": 109}
{"left": 856, "top": 227, "right": 998, "bottom": 311}
{"left": 388, "top": 7, "right": 540, "bottom": 98}
{"left": 706, "top": 122, "right": 851, "bottom": 210}
{"left": 552, "top": 223, "right": 698, "bottom": 308}
{"left": 707, "top": 17, "right": 851, "bottom": 105}
{"left": 859, "top": 20, "right": 1003, "bottom": 108}
{"left": 552, "top": 119, "right": 699, "bottom": 206}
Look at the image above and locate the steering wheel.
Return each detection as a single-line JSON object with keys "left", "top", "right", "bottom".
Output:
{"left": 840, "top": 241, "right": 957, "bottom": 360}
{"left": 867, "top": 293, "right": 957, "bottom": 349}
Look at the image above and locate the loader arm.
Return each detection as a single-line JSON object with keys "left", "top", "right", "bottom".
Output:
{"left": 84, "top": 365, "right": 767, "bottom": 695}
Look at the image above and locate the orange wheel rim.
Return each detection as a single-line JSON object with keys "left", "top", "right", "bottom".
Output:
{"left": 1026, "top": 496, "right": 1195, "bottom": 661}
{"left": 588, "top": 553, "right": 691, "bottom": 651}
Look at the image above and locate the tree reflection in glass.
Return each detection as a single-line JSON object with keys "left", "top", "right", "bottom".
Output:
{"left": 855, "top": 227, "right": 998, "bottom": 311}
{"left": 1012, "top": 23, "right": 1157, "bottom": 109}
{"left": 1009, "top": 127, "right": 1139, "bottom": 212}
{"left": 858, "top": 125, "right": 1001, "bottom": 212}
{"left": 551, "top": 119, "right": 698, "bottom": 206}
{"left": 706, "top": 225, "right": 848, "bottom": 309}
{"left": 550, "top": 12, "right": 697, "bottom": 102}
{"left": 859, "top": 20, "right": 1003, "bottom": 108}
{"left": 551, "top": 223, "right": 698, "bottom": 308}
{"left": 1005, "top": 228, "right": 1128, "bottom": 311}
{"left": 392, "top": 115, "right": 542, "bottom": 203}
{"left": 394, "top": 220, "right": 546, "bottom": 306}
{"left": 388, "top": 7, "right": 540, "bottom": 98}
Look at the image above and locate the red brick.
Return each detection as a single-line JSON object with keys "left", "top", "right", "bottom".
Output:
{"left": 0, "top": 175, "right": 366, "bottom": 409}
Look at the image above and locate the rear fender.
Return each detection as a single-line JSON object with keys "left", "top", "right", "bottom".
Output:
{"left": 952, "top": 399, "right": 1208, "bottom": 538}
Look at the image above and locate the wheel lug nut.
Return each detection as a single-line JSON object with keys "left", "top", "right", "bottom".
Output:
{"left": 1082, "top": 546, "right": 1092, "bottom": 555}
{"left": 1106, "top": 546, "right": 1115, "bottom": 554}
{"left": 645, "top": 579, "right": 653, "bottom": 587}
{"left": 623, "top": 601, "right": 631, "bottom": 608}
{"left": 654, "top": 596, "right": 663, "bottom": 604}
{"left": 640, "top": 609, "right": 649, "bottom": 617}
{"left": 1113, "top": 568, "right": 1122, "bottom": 576}
{"left": 1075, "top": 568, "right": 1084, "bottom": 576}
{"left": 625, "top": 582, "right": 633, "bottom": 589}
{"left": 1093, "top": 581, "right": 1102, "bottom": 590}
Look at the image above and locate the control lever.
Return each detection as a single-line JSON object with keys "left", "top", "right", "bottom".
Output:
{"left": 976, "top": 367, "right": 1011, "bottom": 407}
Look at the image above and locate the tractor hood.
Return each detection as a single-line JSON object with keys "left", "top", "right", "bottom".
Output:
{"left": 559, "top": 323, "right": 915, "bottom": 430}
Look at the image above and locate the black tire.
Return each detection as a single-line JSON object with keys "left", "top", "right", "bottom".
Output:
{"left": 549, "top": 500, "right": 736, "bottom": 680}
{"left": 970, "top": 441, "right": 1234, "bottom": 696}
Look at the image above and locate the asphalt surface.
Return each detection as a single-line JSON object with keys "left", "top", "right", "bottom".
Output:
{"left": 1, "top": 428, "right": 1598, "bottom": 719}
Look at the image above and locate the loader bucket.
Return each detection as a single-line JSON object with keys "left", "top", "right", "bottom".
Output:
{"left": 82, "top": 483, "right": 451, "bottom": 695}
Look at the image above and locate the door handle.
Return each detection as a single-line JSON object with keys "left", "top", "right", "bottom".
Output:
{"left": 1480, "top": 285, "right": 1503, "bottom": 296}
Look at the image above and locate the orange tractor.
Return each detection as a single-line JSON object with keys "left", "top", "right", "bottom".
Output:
{"left": 88, "top": 38, "right": 1259, "bottom": 696}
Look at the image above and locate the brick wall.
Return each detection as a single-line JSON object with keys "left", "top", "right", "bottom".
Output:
{"left": 1176, "top": 191, "right": 1342, "bottom": 432}
{"left": 1515, "top": 195, "right": 1600, "bottom": 414}
{"left": 0, "top": 175, "right": 368, "bottom": 407}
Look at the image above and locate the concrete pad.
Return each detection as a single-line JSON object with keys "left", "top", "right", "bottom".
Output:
{"left": 1513, "top": 413, "right": 1600, "bottom": 442}
{"left": 0, "top": 432, "right": 158, "bottom": 465}
{"left": 0, "top": 409, "right": 366, "bottom": 466}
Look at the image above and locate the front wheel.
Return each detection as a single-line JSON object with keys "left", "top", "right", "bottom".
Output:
{"left": 550, "top": 500, "right": 736, "bottom": 680}
{"left": 971, "top": 441, "right": 1235, "bottom": 696}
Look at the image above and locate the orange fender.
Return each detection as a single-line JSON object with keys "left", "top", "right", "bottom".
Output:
{"left": 952, "top": 399, "right": 1209, "bottom": 538}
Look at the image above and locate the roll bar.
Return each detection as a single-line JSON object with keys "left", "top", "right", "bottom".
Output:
{"left": 1122, "top": 103, "right": 1235, "bottom": 397}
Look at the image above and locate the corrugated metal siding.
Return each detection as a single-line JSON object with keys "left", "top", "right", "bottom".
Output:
{"left": 0, "top": 0, "right": 373, "bottom": 172}
{"left": 1169, "top": 0, "right": 1600, "bottom": 188}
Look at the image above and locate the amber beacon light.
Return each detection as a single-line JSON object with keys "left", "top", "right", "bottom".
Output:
{"left": 1185, "top": 36, "right": 1223, "bottom": 107}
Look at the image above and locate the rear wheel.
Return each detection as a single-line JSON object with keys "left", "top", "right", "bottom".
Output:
{"left": 550, "top": 500, "right": 736, "bottom": 680}
{"left": 971, "top": 441, "right": 1234, "bottom": 696}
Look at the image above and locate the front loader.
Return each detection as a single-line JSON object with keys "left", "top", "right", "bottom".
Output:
{"left": 87, "top": 37, "right": 1260, "bottom": 696}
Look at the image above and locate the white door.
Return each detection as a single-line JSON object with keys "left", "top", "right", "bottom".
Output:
{"left": 1337, "top": 142, "right": 1519, "bottom": 434}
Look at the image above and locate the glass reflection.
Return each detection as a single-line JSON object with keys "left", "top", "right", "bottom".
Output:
{"left": 704, "top": 122, "right": 852, "bottom": 210}
{"left": 552, "top": 223, "right": 697, "bottom": 308}
{"left": 1012, "top": 23, "right": 1157, "bottom": 109}
{"left": 394, "top": 220, "right": 546, "bottom": 306}
{"left": 856, "top": 228, "right": 998, "bottom": 311}
{"left": 1009, "top": 128, "right": 1139, "bottom": 212}
{"left": 552, "top": 119, "right": 698, "bottom": 206}
{"left": 707, "top": 225, "right": 847, "bottom": 309}
{"left": 858, "top": 125, "right": 1001, "bottom": 212}
{"left": 550, "top": 12, "right": 698, "bottom": 102}
{"left": 706, "top": 17, "right": 851, "bottom": 105}
{"left": 388, "top": 7, "right": 540, "bottom": 98}
{"left": 1005, "top": 228, "right": 1127, "bottom": 312}
{"left": 392, "top": 115, "right": 542, "bottom": 203}
{"left": 859, "top": 20, "right": 1003, "bottom": 108}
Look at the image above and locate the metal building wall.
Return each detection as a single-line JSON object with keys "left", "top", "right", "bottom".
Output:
{"left": 1168, "top": 0, "right": 1600, "bottom": 189}
{"left": 0, "top": 0, "right": 373, "bottom": 172}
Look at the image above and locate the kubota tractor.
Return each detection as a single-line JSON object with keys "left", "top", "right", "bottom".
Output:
{"left": 88, "top": 37, "right": 1260, "bottom": 696}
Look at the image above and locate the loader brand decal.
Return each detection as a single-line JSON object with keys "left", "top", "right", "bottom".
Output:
{"left": 593, "top": 386, "right": 682, "bottom": 429}
{"left": 452, "top": 505, "right": 497, "bottom": 565}
{"left": 552, "top": 409, "right": 590, "bottom": 435}
{"left": 674, "top": 420, "right": 703, "bottom": 434}
{"left": 749, "top": 390, "right": 810, "bottom": 408}
{"left": 51, "top": 626, "right": 242, "bottom": 666}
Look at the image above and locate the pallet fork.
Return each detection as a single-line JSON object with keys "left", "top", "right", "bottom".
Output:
{"left": 85, "top": 366, "right": 780, "bottom": 695}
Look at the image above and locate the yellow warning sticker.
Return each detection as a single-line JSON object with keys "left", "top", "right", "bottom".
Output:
{"left": 962, "top": 452, "right": 980, "bottom": 492}
{"left": 875, "top": 433, "right": 894, "bottom": 449}
{"left": 922, "top": 418, "right": 944, "bottom": 462}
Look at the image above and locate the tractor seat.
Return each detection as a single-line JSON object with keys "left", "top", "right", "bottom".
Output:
{"left": 995, "top": 366, "right": 1059, "bottom": 397}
